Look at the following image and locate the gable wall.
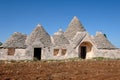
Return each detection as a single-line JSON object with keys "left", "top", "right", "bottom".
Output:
{"left": 75, "top": 33, "right": 97, "bottom": 59}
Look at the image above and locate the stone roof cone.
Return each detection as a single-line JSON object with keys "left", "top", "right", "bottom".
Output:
{"left": 54, "top": 28, "right": 64, "bottom": 35}
{"left": 52, "top": 29, "right": 69, "bottom": 45}
{"left": 26, "top": 24, "right": 51, "bottom": 47}
{"left": 64, "top": 16, "right": 86, "bottom": 40}
{"left": 1, "top": 32, "right": 27, "bottom": 48}
{"left": 94, "top": 32, "right": 116, "bottom": 49}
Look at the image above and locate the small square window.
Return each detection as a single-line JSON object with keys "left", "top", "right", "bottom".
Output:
{"left": 61, "top": 49, "right": 67, "bottom": 56}
{"left": 53, "top": 49, "right": 59, "bottom": 56}
{"left": 8, "top": 48, "right": 15, "bottom": 55}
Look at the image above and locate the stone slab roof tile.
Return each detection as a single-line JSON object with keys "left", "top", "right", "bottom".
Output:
{"left": 26, "top": 24, "right": 51, "bottom": 47}
{"left": 52, "top": 29, "right": 69, "bottom": 46}
{"left": 1, "top": 32, "right": 27, "bottom": 48}
{"left": 64, "top": 16, "right": 86, "bottom": 40}
{"left": 71, "top": 32, "right": 87, "bottom": 48}
{"left": 94, "top": 32, "right": 116, "bottom": 49}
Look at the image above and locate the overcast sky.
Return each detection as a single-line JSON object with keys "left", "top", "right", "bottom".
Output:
{"left": 0, "top": 0, "right": 120, "bottom": 47}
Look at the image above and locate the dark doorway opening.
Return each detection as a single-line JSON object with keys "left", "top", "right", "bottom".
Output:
{"left": 34, "top": 48, "right": 41, "bottom": 60}
{"left": 80, "top": 46, "right": 86, "bottom": 59}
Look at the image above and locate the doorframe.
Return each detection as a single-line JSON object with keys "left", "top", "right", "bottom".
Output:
{"left": 80, "top": 46, "right": 87, "bottom": 59}
{"left": 79, "top": 41, "right": 93, "bottom": 59}
{"left": 34, "top": 48, "right": 42, "bottom": 60}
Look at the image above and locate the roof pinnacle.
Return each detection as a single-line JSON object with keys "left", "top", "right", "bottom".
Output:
{"left": 37, "top": 24, "right": 41, "bottom": 27}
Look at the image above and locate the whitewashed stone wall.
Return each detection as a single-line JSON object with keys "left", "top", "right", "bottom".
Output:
{"left": 93, "top": 49, "right": 120, "bottom": 59}
{"left": 42, "top": 44, "right": 78, "bottom": 60}
{"left": 0, "top": 49, "right": 31, "bottom": 60}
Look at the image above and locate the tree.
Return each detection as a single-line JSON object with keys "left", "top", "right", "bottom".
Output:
{"left": 0, "top": 42, "right": 2, "bottom": 46}
{"left": 104, "top": 34, "right": 107, "bottom": 38}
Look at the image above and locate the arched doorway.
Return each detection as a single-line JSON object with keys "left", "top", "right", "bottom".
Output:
{"left": 79, "top": 42, "right": 92, "bottom": 59}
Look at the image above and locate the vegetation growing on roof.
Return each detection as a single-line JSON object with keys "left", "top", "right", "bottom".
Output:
{"left": 93, "top": 32, "right": 116, "bottom": 49}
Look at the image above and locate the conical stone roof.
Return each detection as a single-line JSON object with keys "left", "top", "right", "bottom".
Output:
{"left": 94, "top": 32, "right": 116, "bottom": 49}
{"left": 52, "top": 29, "right": 69, "bottom": 45}
{"left": 64, "top": 16, "right": 86, "bottom": 40}
{"left": 1, "top": 32, "right": 27, "bottom": 48}
{"left": 26, "top": 24, "right": 51, "bottom": 47}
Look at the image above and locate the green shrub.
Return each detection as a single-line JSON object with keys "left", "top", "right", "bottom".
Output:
{"left": 0, "top": 42, "right": 2, "bottom": 46}
{"left": 93, "top": 57, "right": 106, "bottom": 60}
{"left": 33, "top": 58, "right": 39, "bottom": 61}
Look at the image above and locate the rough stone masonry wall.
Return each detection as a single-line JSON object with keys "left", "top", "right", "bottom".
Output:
{"left": 42, "top": 44, "right": 78, "bottom": 60}
{"left": 0, "top": 49, "right": 31, "bottom": 60}
{"left": 93, "top": 49, "right": 120, "bottom": 59}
